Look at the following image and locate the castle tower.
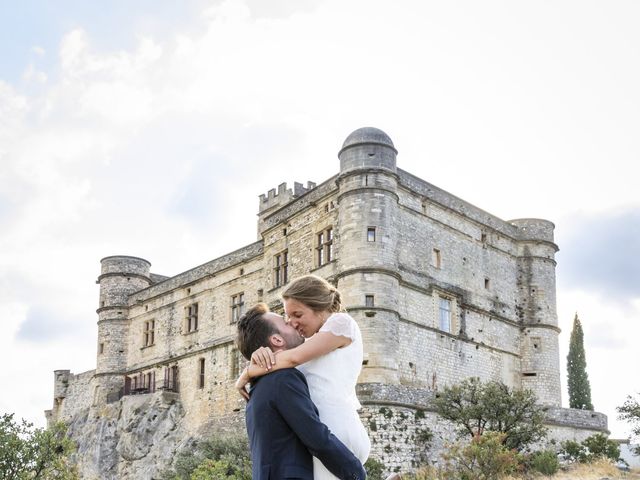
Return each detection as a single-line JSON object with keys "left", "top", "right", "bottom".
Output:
{"left": 336, "top": 127, "right": 401, "bottom": 384}
{"left": 511, "top": 219, "right": 562, "bottom": 406}
{"left": 95, "top": 256, "right": 151, "bottom": 401}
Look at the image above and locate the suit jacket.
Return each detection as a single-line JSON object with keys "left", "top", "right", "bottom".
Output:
{"left": 245, "top": 368, "right": 366, "bottom": 480}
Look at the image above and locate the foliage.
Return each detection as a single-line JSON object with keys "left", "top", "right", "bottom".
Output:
{"left": 566, "top": 313, "right": 594, "bottom": 410}
{"left": 364, "top": 457, "right": 386, "bottom": 480}
{"left": 188, "top": 458, "right": 251, "bottom": 480}
{"left": 617, "top": 392, "right": 640, "bottom": 455}
{"left": 160, "top": 434, "right": 251, "bottom": 480}
{"left": 434, "top": 377, "right": 547, "bottom": 451}
{"left": 526, "top": 449, "right": 559, "bottom": 475}
{"left": 559, "top": 433, "right": 620, "bottom": 463}
{"left": 439, "top": 432, "right": 520, "bottom": 480}
{"left": 0, "top": 413, "right": 78, "bottom": 480}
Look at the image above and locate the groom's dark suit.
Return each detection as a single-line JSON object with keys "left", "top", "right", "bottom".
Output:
{"left": 246, "top": 368, "right": 366, "bottom": 480}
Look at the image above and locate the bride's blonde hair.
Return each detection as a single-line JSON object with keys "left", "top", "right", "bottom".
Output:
{"left": 282, "top": 275, "right": 344, "bottom": 313}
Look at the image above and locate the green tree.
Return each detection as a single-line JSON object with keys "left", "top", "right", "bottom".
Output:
{"left": 0, "top": 413, "right": 78, "bottom": 480}
{"left": 567, "top": 313, "right": 593, "bottom": 410}
{"left": 617, "top": 393, "right": 640, "bottom": 455}
{"left": 434, "top": 377, "right": 547, "bottom": 451}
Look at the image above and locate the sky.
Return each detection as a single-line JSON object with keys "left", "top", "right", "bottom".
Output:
{"left": 0, "top": 0, "right": 638, "bottom": 440}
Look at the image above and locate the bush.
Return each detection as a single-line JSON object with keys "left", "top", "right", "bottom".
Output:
{"left": 528, "top": 449, "right": 559, "bottom": 475}
{"left": 189, "top": 458, "right": 251, "bottom": 480}
{"left": 161, "top": 435, "right": 251, "bottom": 480}
{"left": 440, "top": 432, "right": 520, "bottom": 480}
{"left": 559, "top": 433, "right": 620, "bottom": 464}
{"left": 364, "top": 457, "right": 386, "bottom": 480}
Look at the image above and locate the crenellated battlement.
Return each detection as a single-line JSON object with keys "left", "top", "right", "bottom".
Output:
{"left": 258, "top": 181, "right": 317, "bottom": 214}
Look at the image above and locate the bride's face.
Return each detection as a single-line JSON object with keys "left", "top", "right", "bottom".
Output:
{"left": 283, "top": 298, "right": 326, "bottom": 338}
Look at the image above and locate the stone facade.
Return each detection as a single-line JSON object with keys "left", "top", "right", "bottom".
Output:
{"left": 45, "top": 127, "right": 608, "bottom": 477}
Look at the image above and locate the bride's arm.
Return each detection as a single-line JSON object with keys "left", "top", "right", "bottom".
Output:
{"left": 249, "top": 331, "right": 350, "bottom": 378}
{"left": 235, "top": 332, "right": 351, "bottom": 399}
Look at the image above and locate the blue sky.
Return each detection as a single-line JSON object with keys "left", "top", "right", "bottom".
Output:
{"left": 0, "top": 0, "right": 638, "bottom": 441}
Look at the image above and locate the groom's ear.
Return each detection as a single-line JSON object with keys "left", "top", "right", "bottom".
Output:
{"left": 268, "top": 334, "right": 285, "bottom": 349}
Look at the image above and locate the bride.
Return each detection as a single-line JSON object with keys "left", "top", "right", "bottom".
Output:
{"left": 235, "top": 274, "right": 370, "bottom": 478}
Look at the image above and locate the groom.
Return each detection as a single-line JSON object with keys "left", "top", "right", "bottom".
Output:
{"left": 236, "top": 303, "right": 366, "bottom": 480}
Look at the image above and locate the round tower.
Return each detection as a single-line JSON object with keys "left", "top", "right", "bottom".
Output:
{"left": 336, "top": 127, "right": 401, "bottom": 384}
{"left": 510, "top": 219, "right": 562, "bottom": 406}
{"left": 96, "top": 256, "right": 151, "bottom": 400}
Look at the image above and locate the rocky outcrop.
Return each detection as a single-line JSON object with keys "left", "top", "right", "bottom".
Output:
{"left": 66, "top": 392, "right": 188, "bottom": 479}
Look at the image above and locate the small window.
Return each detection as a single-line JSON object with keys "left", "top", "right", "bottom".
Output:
{"left": 239, "top": 267, "right": 244, "bottom": 276}
{"left": 365, "top": 295, "right": 375, "bottom": 308}
{"left": 283, "top": 227, "right": 288, "bottom": 236}
{"left": 231, "top": 293, "right": 245, "bottom": 323}
{"left": 229, "top": 348, "right": 242, "bottom": 378}
{"left": 186, "top": 288, "right": 191, "bottom": 295}
{"left": 143, "top": 320, "right": 155, "bottom": 346}
{"left": 523, "top": 372, "right": 537, "bottom": 377}
{"left": 274, "top": 250, "right": 288, "bottom": 287}
{"left": 316, "top": 228, "right": 333, "bottom": 266}
{"left": 481, "top": 233, "right": 487, "bottom": 242}
{"left": 439, "top": 298, "right": 452, "bottom": 333}
{"left": 484, "top": 278, "right": 490, "bottom": 289}
{"left": 185, "top": 304, "right": 198, "bottom": 333}
{"left": 99, "top": 343, "right": 104, "bottom": 354}
{"left": 367, "top": 227, "right": 376, "bottom": 242}
{"left": 198, "top": 358, "right": 205, "bottom": 389}
{"left": 432, "top": 248, "right": 441, "bottom": 269}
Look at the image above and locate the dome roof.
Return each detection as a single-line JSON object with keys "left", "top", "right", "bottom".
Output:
{"left": 340, "top": 127, "right": 396, "bottom": 152}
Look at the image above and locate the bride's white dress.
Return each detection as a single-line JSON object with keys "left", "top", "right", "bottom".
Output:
{"left": 297, "top": 312, "right": 371, "bottom": 479}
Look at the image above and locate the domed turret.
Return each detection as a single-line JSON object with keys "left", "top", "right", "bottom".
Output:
{"left": 338, "top": 127, "right": 397, "bottom": 174}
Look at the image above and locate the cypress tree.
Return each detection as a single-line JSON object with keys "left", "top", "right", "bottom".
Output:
{"left": 567, "top": 313, "right": 593, "bottom": 410}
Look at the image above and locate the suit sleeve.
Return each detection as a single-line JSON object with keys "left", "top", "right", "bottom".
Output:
{"left": 274, "top": 371, "right": 366, "bottom": 480}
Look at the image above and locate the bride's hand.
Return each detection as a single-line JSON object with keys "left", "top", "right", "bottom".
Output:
{"left": 235, "top": 367, "right": 251, "bottom": 401}
{"left": 251, "top": 346, "right": 276, "bottom": 370}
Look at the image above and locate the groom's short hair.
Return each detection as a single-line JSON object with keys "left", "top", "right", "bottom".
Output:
{"left": 236, "top": 302, "right": 279, "bottom": 360}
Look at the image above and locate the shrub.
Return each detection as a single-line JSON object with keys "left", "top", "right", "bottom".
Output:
{"left": 559, "top": 433, "right": 620, "bottom": 464}
{"left": 364, "top": 457, "right": 386, "bottom": 480}
{"left": 189, "top": 458, "right": 251, "bottom": 480}
{"left": 161, "top": 435, "right": 251, "bottom": 480}
{"left": 528, "top": 449, "right": 559, "bottom": 475}
{"left": 440, "top": 432, "right": 520, "bottom": 480}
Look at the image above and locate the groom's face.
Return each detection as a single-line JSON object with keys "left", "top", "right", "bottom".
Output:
{"left": 264, "top": 312, "right": 304, "bottom": 350}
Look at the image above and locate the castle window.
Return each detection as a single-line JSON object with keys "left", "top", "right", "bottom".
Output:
{"left": 316, "top": 227, "right": 333, "bottom": 266}
{"left": 143, "top": 320, "right": 155, "bottom": 346}
{"left": 239, "top": 267, "right": 244, "bottom": 276}
{"left": 367, "top": 227, "right": 376, "bottom": 242}
{"left": 365, "top": 295, "right": 375, "bottom": 308}
{"left": 185, "top": 303, "right": 198, "bottom": 333}
{"left": 145, "top": 371, "right": 155, "bottom": 392}
{"left": 231, "top": 293, "right": 245, "bottom": 323}
{"left": 484, "top": 278, "right": 490, "bottom": 289}
{"left": 481, "top": 232, "right": 487, "bottom": 242}
{"left": 432, "top": 248, "right": 441, "bottom": 269}
{"left": 230, "top": 348, "right": 242, "bottom": 379}
{"left": 274, "top": 250, "right": 288, "bottom": 287}
{"left": 439, "top": 298, "right": 452, "bottom": 333}
{"left": 99, "top": 343, "right": 104, "bottom": 354}
{"left": 198, "top": 358, "right": 205, "bottom": 389}
{"left": 163, "top": 366, "right": 179, "bottom": 392}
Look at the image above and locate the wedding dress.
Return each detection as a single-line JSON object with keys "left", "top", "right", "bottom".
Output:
{"left": 297, "top": 312, "right": 371, "bottom": 479}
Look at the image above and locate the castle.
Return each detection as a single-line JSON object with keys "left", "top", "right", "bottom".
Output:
{"left": 46, "top": 127, "right": 608, "bottom": 476}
